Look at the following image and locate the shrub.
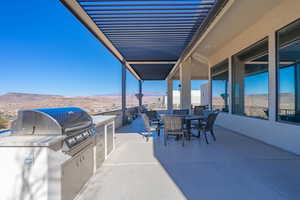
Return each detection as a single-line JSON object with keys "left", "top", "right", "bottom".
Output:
{"left": 0, "top": 117, "right": 8, "bottom": 129}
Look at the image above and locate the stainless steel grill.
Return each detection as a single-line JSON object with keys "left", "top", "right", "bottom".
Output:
{"left": 11, "top": 107, "right": 96, "bottom": 154}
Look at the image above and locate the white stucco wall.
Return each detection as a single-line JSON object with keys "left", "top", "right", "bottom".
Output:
{"left": 208, "top": 0, "right": 300, "bottom": 155}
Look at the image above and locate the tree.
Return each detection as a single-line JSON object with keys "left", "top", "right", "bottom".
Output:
{"left": 0, "top": 116, "right": 8, "bottom": 129}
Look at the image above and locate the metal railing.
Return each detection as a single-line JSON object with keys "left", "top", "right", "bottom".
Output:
{"left": 278, "top": 108, "right": 295, "bottom": 116}
{"left": 0, "top": 129, "right": 10, "bottom": 134}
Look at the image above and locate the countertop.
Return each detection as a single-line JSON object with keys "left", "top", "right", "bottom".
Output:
{"left": 0, "top": 115, "right": 116, "bottom": 147}
{"left": 0, "top": 134, "right": 65, "bottom": 147}
{"left": 92, "top": 115, "right": 116, "bottom": 126}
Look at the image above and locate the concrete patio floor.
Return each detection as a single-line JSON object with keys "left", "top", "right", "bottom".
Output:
{"left": 76, "top": 117, "right": 300, "bottom": 200}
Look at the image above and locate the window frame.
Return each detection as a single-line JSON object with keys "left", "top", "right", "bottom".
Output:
{"left": 231, "top": 37, "right": 269, "bottom": 120}
{"left": 276, "top": 18, "right": 300, "bottom": 125}
{"left": 211, "top": 59, "right": 229, "bottom": 112}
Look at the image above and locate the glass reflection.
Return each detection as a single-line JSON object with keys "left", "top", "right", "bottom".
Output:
{"left": 277, "top": 19, "right": 300, "bottom": 123}
{"left": 211, "top": 60, "right": 229, "bottom": 112}
{"left": 232, "top": 38, "right": 269, "bottom": 119}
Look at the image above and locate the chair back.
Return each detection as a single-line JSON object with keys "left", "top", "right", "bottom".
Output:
{"left": 205, "top": 112, "right": 219, "bottom": 131}
{"left": 141, "top": 114, "right": 151, "bottom": 131}
{"left": 145, "top": 110, "right": 159, "bottom": 121}
{"left": 202, "top": 109, "right": 214, "bottom": 117}
{"left": 193, "top": 106, "right": 206, "bottom": 115}
{"left": 163, "top": 116, "right": 183, "bottom": 133}
{"left": 173, "top": 109, "right": 189, "bottom": 115}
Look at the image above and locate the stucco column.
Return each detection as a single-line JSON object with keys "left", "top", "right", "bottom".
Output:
{"left": 167, "top": 78, "right": 173, "bottom": 112}
{"left": 268, "top": 32, "right": 277, "bottom": 121}
{"left": 232, "top": 56, "right": 245, "bottom": 114}
{"left": 180, "top": 59, "right": 192, "bottom": 111}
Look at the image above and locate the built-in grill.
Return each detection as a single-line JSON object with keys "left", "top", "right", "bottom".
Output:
{"left": 11, "top": 107, "right": 96, "bottom": 155}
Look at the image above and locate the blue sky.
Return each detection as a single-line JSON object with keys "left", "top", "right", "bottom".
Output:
{"left": 0, "top": 1, "right": 208, "bottom": 96}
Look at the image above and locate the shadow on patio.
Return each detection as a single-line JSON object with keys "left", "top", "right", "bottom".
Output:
{"left": 76, "top": 117, "right": 300, "bottom": 200}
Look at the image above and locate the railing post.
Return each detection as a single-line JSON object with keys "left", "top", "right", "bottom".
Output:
{"left": 121, "top": 62, "right": 127, "bottom": 125}
{"left": 138, "top": 80, "right": 143, "bottom": 108}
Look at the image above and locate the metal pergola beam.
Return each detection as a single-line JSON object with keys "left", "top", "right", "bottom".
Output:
{"left": 81, "top": 3, "right": 215, "bottom": 7}
{"left": 127, "top": 61, "right": 177, "bottom": 64}
{"left": 91, "top": 15, "right": 202, "bottom": 19}
{"left": 85, "top": 7, "right": 211, "bottom": 12}
{"left": 79, "top": 0, "right": 214, "bottom": 2}
{"left": 99, "top": 23, "right": 199, "bottom": 26}
{"left": 94, "top": 20, "right": 200, "bottom": 24}
{"left": 102, "top": 28, "right": 197, "bottom": 32}
{"left": 103, "top": 30, "right": 196, "bottom": 34}
{"left": 100, "top": 26, "right": 197, "bottom": 30}
{"left": 88, "top": 11, "right": 209, "bottom": 16}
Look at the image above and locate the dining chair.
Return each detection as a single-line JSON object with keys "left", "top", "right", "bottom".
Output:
{"left": 173, "top": 109, "right": 189, "bottom": 115}
{"left": 193, "top": 106, "right": 206, "bottom": 115}
{"left": 145, "top": 110, "right": 160, "bottom": 124}
{"left": 141, "top": 114, "right": 161, "bottom": 141}
{"left": 163, "top": 116, "right": 186, "bottom": 146}
{"left": 191, "top": 106, "right": 206, "bottom": 130}
{"left": 199, "top": 112, "right": 219, "bottom": 144}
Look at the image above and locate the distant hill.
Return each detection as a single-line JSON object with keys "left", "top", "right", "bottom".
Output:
{"left": 0, "top": 93, "right": 63, "bottom": 103}
{"left": 94, "top": 91, "right": 164, "bottom": 97}
{"left": 0, "top": 92, "right": 162, "bottom": 118}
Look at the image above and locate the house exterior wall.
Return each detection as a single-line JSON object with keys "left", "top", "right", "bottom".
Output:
{"left": 207, "top": 0, "right": 300, "bottom": 154}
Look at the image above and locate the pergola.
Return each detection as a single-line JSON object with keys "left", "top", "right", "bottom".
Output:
{"left": 60, "top": 0, "right": 227, "bottom": 120}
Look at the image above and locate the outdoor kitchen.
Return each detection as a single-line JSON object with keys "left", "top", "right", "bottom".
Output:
{"left": 0, "top": 107, "right": 116, "bottom": 200}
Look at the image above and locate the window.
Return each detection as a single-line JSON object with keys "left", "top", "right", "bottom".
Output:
{"left": 211, "top": 59, "right": 229, "bottom": 112}
{"left": 277, "top": 19, "right": 300, "bottom": 124}
{"left": 232, "top": 38, "right": 269, "bottom": 119}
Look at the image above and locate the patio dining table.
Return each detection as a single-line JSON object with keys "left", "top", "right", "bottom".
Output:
{"left": 159, "top": 113, "right": 207, "bottom": 138}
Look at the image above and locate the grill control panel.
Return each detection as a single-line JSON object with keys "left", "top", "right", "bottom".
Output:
{"left": 63, "top": 127, "right": 96, "bottom": 152}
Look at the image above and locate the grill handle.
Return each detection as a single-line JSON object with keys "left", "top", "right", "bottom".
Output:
{"left": 64, "top": 122, "right": 92, "bottom": 133}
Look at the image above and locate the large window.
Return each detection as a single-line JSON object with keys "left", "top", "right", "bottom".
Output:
{"left": 211, "top": 59, "right": 229, "bottom": 112}
{"left": 232, "top": 38, "right": 269, "bottom": 119}
{"left": 277, "top": 19, "right": 300, "bottom": 124}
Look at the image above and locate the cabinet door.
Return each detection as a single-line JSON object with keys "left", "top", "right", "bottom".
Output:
{"left": 80, "top": 145, "right": 94, "bottom": 185}
{"left": 61, "top": 156, "right": 81, "bottom": 200}
{"left": 106, "top": 123, "right": 114, "bottom": 156}
{"left": 95, "top": 125, "right": 105, "bottom": 168}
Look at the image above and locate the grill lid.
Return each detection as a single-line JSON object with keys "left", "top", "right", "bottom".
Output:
{"left": 11, "top": 107, "right": 93, "bottom": 135}
{"left": 34, "top": 107, "right": 92, "bottom": 131}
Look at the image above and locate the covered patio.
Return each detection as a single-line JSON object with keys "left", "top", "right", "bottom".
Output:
{"left": 59, "top": 1, "right": 300, "bottom": 199}
{"left": 76, "top": 117, "right": 300, "bottom": 200}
